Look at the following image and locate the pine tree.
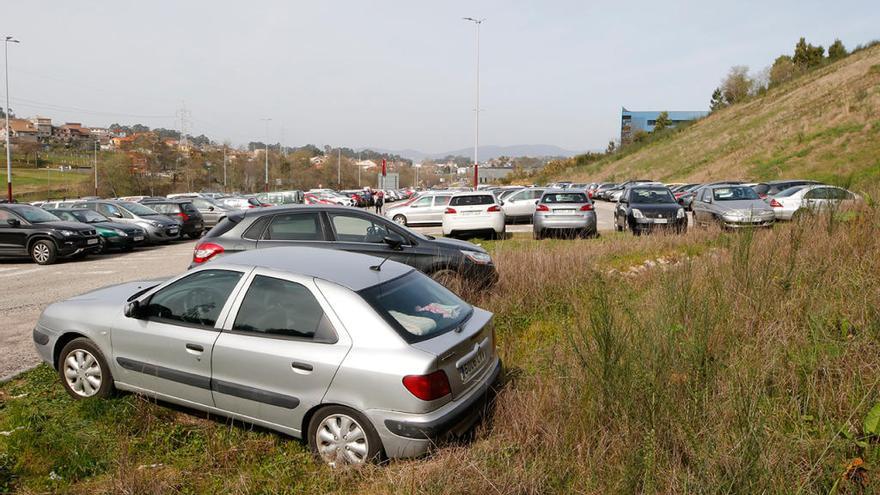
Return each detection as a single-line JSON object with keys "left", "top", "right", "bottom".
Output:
{"left": 653, "top": 111, "right": 671, "bottom": 132}
{"left": 828, "top": 39, "right": 847, "bottom": 60}
{"left": 710, "top": 87, "right": 725, "bottom": 112}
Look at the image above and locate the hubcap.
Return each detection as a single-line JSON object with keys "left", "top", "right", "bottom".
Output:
{"left": 315, "top": 414, "right": 368, "bottom": 467}
{"left": 63, "top": 349, "right": 102, "bottom": 397}
{"left": 33, "top": 243, "right": 50, "bottom": 263}
{"left": 393, "top": 216, "right": 406, "bottom": 225}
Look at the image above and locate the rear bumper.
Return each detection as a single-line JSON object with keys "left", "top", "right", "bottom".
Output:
{"left": 368, "top": 358, "right": 502, "bottom": 459}
{"left": 534, "top": 213, "right": 596, "bottom": 231}
{"left": 442, "top": 215, "right": 505, "bottom": 235}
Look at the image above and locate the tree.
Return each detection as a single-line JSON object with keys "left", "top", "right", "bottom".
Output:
{"left": 709, "top": 87, "right": 726, "bottom": 112}
{"left": 793, "top": 37, "right": 825, "bottom": 69}
{"left": 605, "top": 140, "right": 617, "bottom": 154}
{"left": 828, "top": 39, "right": 847, "bottom": 61}
{"left": 769, "top": 55, "right": 799, "bottom": 87}
{"left": 0, "top": 107, "right": 13, "bottom": 119}
{"left": 653, "top": 111, "right": 671, "bottom": 132}
{"left": 721, "top": 66, "right": 752, "bottom": 105}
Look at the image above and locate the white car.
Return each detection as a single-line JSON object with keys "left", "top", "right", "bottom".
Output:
{"left": 500, "top": 187, "right": 546, "bottom": 223}
{"left": 442, "top": 192, "right": 505, "bottom": 238}
{"left": 769, "top": 184, "right": 859, "bottom": 220}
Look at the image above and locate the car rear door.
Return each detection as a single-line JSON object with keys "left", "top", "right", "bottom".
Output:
{"left": 112, "top": 269, "right": 249, "bottom": 406}
{"left": 211, "top": 270, "right": 351, "bottom": 432}
{"left": 425, "top": 195, "right": 452, "bottom": 224}
{"left": 255, "top": 211, "right": 328, "bottom": 249}
{"left": 404, "top": 195, "right": 434, "bottom": 224}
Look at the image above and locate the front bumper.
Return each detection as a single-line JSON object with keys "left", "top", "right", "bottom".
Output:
{"left": 143, "top": 224, "right": 181, "bottom": 243}
{"left": 631, "top": 217, "right": 687, "bottom": 233}
{"left": 58, "top": 234, "right": 103, "bottom": 256}
{"left": 721, "top": 217, "right": 774, "bottom": 228}
{"left": 368, "top": 358, "right": 502, "bottom": 459}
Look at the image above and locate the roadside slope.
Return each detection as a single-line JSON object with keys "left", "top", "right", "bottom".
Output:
{"left": 564, "top": 44, "right": 880, "bottom": 186}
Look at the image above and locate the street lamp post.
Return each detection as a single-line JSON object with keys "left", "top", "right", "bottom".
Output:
{"left": 93, "top": 139, "right": 98, "bottom": 196}
{"left": 260, "top": 118, "right": 271, "bottom": 192}
{"left": 462, "top": 18, "right": 483, "bottom": 190}
{"left": 4, "top": 36, "right": 20, "bottom": 202}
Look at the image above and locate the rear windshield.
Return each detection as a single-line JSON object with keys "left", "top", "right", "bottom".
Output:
{"left": 630, "top": 188, "right": 676, "bottom": 204}
{"left": 542, "top": 193, "right": 587, "bottom": 203}
{"left": 358, "top": 271, "right": 473, "bottom": 343}
{"left": 450, "top": 195, "right": 495, "bottom": 206}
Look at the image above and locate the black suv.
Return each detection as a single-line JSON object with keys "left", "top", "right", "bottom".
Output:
{"left": 0, "top": 204, "right": 102, "bottom": 264}
{"left": 140, "top": 199, "right": 205, "bottom": 238}
{"left": 191, "top": 205, "right": 498, "bottom": 288}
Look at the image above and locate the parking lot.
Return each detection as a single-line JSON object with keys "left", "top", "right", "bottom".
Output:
{"left": 0, "top": 201, "right": 621, "bottom": 381}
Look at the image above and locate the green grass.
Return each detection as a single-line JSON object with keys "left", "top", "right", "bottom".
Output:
{"left": 0, "top": 168, "right": 92, "bottom": 201}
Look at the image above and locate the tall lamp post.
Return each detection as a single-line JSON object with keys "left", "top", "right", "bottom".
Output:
{"left": 93, "top": 139, "right": 98, "bottom": 197}
{"left": 462, "top": 17, "right": 483, "bottom": 190}
{"left": 260, "top": 118, "right": 271, "bottom": 192}
{"left": 4, "top": 36, "right": 20, "bottom": 202}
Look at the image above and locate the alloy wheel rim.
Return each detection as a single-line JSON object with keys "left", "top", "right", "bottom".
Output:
{"left": 64, "top": 349, "right": 102, "bottom": 397}
{"left": 33, "top": 243, "right": 50, "bottom": 263}
{"left": 394, "top": 216, "right": 406, "bottom": 225}
{"left": 316, "top": 414, "right": 368, "bottom": 466}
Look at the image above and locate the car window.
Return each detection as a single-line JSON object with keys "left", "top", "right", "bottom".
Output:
{"left": 0, "top": 209, "right": 13, "bottom": 221}
{"left": 827, "top": 188, "right": 852, "bottom": 200}
{"left": 144, "top": 270, "right": 243, "bottom": 328}
{"left": 434, "top": 195, "right": 452, "bottom": 206}
{"left": 449, "top": 195, "right": 495, "bottom": 206}
{"left": 804, "top": 188, "right": 826, "bottom": 200}
{"left": 192, "top": 198, "right": 212, "bottom": 209}
{"left": 181, "top": 203, "right": 199, "bottom": 213}
{"left": 700, "top": 189, "right": 712, "bottom": 202}
{"left": 51, "top": 211, "right": 77, "bottom": 222}
{"left": 232, "top": 275, "right": 336, "bottom": 342}
{"left": 629, "top": 189, "right": 676, "bottom": 204}
{"left": 329, "top": 213, "right": 389, "bottom": 243}
{"left": 542, "top": 193, "right": 587, "bottom": 203}
{"left": 99, "top": 203, "right": 124, "bottom": 218}
{"left": 411, "top": 196, "right": 432, "bottom": 207}
{"left": 265, "top": 212, "right": 323, "bottom": 241}
{"left": 149, "top": 203, "right": 175, "bottom": 213}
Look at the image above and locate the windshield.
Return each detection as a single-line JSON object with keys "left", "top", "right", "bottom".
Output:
{"left": 120, "top": 201, "right": 160, "bottom": 216}
{"left": 713, "top": 186, "right": 760, "bottom": 201}
{"left": 542, "top": 192, "right": 587, "bottom": 203}
{"left": 359, "top": 271, "right": 473, "bottom": 343}
{"left": 774, "top": 186, "right": 807, "bottom": 197}
{"left": 72, "top": 210, "right": 110, "bottom": 223}
{"left": 16, "top": 206, "right": 62, "bottom": 223}
{"left": 630, "top": 188, "right": 676, "bottom": 204}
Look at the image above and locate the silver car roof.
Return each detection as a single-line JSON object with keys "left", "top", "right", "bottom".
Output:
{"left": 211, "top": 246, "right": 414, "bottom": 291}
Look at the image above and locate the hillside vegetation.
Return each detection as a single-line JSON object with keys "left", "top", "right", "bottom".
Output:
{"left": 559, "top": 44, "right": 880, "bottom": 186}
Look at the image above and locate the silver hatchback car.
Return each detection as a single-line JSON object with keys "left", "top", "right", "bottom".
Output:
{"left": 533, "top": 189, "right": 597, "bottom": 239}
{"left": 33, "top": 247, "right": 500, "bottom": 466}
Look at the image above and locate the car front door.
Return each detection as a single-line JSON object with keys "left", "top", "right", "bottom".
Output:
{"left": 192, "top": 198, "right": 222, "bottom": 227}
{"left": 0, "top": 209, "right": 29, "bottom": 255}
{"left": 324, "top": 211, "right": 414, "bottom": 265}
{"left": 112, "top": 269, "right": 248, "bottom": 406}
{"left": 693, "top": 188, "right": 712, "bottom": 224}
{"left": 210, "top": 270, "right": 351, "bottom": 433}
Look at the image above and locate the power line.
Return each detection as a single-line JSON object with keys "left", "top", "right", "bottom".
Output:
{"left": 0, "top": 93, "right": 175, "bottom": 119}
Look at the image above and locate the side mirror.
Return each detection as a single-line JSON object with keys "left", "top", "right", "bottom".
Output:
{"left": 124, "top": 300, "right": 143, "bottom": 319}
{"left": 208, "top": 206, "right": 215, "bottom": 211}
{"left": 705, "top": 196, "right": 713, "bottom": 204}
{"left": 383, "top": 232, "right": 405, "bottom": 251}
{"left": 6, "top": 218, "right": 21, "bottom": 227}
{"left": 499, "top": 201, "right": 505, "bottom": 206}
{"left": 534, "top": 200, "right": 540, "bottom": 205}
{"left": 113, "top": 212, "right": 123, "bottom": 218}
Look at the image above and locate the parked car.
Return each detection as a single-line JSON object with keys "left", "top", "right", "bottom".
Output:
{"left": 500, "top": 187, "right": 546, "bottom": 224}
{"left": 533, "top": 190, "right": 597, "bottom": 239}
{"left": 692, "top": 184, "right": 775, "bottom": 228}
{"left": 0, "top": 204, "right": 101, "bottom": 264}
{"left": 140, "top": 200, "right": 205, "bottom": 239}
{"left": 33, "top": 246, "right": 501, "bottom": 466}
{"left": 769, "top": 184, "right": 860, "bottom": 220}
{"left": 614, "top": 185, "right": 687, "bottom": 234}
{"left": 442, "top": 192, "right": 505, "bottom": 239}
{"left": 183, "top": 196, "right": 233, "bottom": 228}
{"left": 39, "top": 200, "right": 83, "bottom": 209}
{"left": 606, "top": 180, "right": 654, "bottom": 202}
{"left": 256, "top": 191, "right": 305, "bottom": 207}
{"left": 593, "top": 182, "right": 619, "bottom": 201}
{"left": 46, "top": 209, "right": 146, "bottom": 252}
{"left": 192, "top": 206, "right": 498, "bottom": 289}
{"left": 496, "top": 187, "right": 525, "bottom": 202}
{"left": 385, "top": 192, "right": 453, "bottom": 226}
{"left": 218, "top": 196, "right": 264, "bottom": 210}
{"left": 758, "top": 179, "right": 822, "bottom": 198}
{"left": 72, "top": 201, "right": 181, "bottom": 243}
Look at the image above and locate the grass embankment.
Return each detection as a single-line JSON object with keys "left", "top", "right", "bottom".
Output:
{"left": 2, "top": 205, "right": 880, "bottom": 493}
{"left": 0, "top": 168, "right": 92, "bottom": 202}
{"left": 548, "top": 44, "right": 880, "bottom": 188}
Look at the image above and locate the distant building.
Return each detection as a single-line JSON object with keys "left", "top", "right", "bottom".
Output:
{"left": 475, "top": 166, "right": 514, "bottom": 184}
{"left": 0, "top": 118, "right": 39, "bottom": 143}
{"left": 620, "top": 107, "right": 707, "bottom": 142}
{"left": 29, "top": 116, "right": 53, "bottom": 139}
{"left": 54, "top": 122, "right": 92, "bottom": 142}
{"left": 356, "top": 159, "right": 377, "bottom": 169}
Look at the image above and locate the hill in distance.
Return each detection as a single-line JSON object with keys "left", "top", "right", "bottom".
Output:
{"left": 368, "top": 144, "right": 581, "bottom": 162}
{"left": 555, "top": 44, "right": 880, "bottom": 188}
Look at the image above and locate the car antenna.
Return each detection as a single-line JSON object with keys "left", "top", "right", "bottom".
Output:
{"left": 370, "top": 254, "right": 393, "bottom": 271}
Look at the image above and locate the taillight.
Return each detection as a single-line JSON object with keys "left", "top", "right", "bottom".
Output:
{"left": 535, "top": 204, "right": 550, "bottom": 212}
{"left": 192, "top": 242, "right": 224, "bottom": 264}
{"left": 402, "top": 370, "right": 451, "bottom": 401}
{"left": 769, "top": 199, "right": 782, "bottom": 208}
{"left": 444, "top": 207, "right": 457, "bottom": 214}
{"left": 177, "top": 212, "right": 189, "bottom": 222}
{"left": 487, "top": 205, "right": 501, "bottom": 212}
{"left": 247, "top": 205, "right": 257, "bottom": 208}
{"left": 580, "top": 203, "right": 593, "bottom": 211}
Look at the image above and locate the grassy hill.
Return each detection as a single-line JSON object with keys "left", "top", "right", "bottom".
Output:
{"left": 558, "top": 44, "right": 880, "bottom": 187}
{"left": 0, "top": 168, "right": 93, "bottom": 202}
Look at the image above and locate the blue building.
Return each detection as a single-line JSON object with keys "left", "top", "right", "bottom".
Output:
{"left": 620, "top": 107, "right": 708, "bottom": 142}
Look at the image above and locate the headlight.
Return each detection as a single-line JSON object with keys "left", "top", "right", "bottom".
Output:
{"left": 150, "top": 221, "right": 163, "bottom": 228}
{"left": 115, "top": 229, "right": 129, "bottom": 237}
{"left": 677, "top": 208, "right": 686, "bottom": 219}
{"left": 631, "top": 209, "right": 644, "bottom": 219}
{"left": 461, "top": 250, "right": 492, "bottom": 264}
{"left": 59, "top": 230, "right": 74, "bottom": 237}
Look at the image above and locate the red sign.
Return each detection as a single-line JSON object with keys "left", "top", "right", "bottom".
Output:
{"left": 382, "top": 158, "right": 387, "bottom": 177}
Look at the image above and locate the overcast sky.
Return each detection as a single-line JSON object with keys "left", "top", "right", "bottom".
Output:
{"left": 3, "top": 0, "right": 878, "bottom": 153}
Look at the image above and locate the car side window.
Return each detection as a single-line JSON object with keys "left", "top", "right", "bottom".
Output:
{"left": 412, "top": 196, "right": 432, "bottom": 207}
{"left": 231, "top": 275, "right": 336, "bottom": 342}
{"left": 100, "top": 203, "right": 124, "bottom": 218}
{"left": 329, "top": 213, "right": 389, "bottom": 243}
{"left": 804, "top": 188, "right": 827, "bottom": 200}
{"left": 144, "top": 270, "right": 243, "bottom": 328}
{"left": 265, "top": 212, "right": 323, "bottom": 241}
{"left": 0, "top": 209, "right": 12, "bottom": 221}
{"left": 434, "top": 195, "right": 452, "bottom": 206}
{"left": 700, "top": 189, "right": 712, "bottom": 202}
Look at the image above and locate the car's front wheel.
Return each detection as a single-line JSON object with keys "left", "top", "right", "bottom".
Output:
{"left": 431, "top": 268, "right": 465, "bottom": 294}
{"left": 392, "top": 214, "right": 407, "bottom": 226}
{"left": 308, "top": 406, "right": 383, "bottom": 467}
{"left": 58, "top": 338, "right": 115, "bottom": 400}
{"left": 30, "top": 239, "right": 58, "bottom": 265}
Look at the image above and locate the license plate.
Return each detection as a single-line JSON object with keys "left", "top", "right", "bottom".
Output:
{"left": 555, "top": 209, "right": 578, "bottom": 215}
{"left": 463, "top": 211, "right": 481, "bottom": 216}
{"left": 87, "top": 238, "right": 98, "bottom": 245}
{"left": 459, "top": 347, "right": 487, "bottom": 382}
{"left": 169, "top": 228, "right": 179, "bottom": 234}
{"left": 653, "top": 218, "right": 668, "bottom": 224}
{"left": 134, "top": 236, "right": 144, "bottom": 242}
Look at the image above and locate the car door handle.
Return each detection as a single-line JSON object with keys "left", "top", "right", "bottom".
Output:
{"left": 291, "top": 361, "right": 314, "bottom": 373}
{"left": 185, "top": 343, "right": 204, "bottom": 353}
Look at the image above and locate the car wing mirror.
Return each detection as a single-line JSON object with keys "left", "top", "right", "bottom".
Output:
{"left": 208, "top": 206, "right": 215, "bottom": 211}
{"left": 124, "top": 300, "right": 143, "bottom": 319}
{"left": 383, "top": 232, "right": 405, "bottom": 251}
{"left": 534, "top": 200, "right": 540, "bottom": 205}
{"left": 6, "top": 218, "right": 21, "bottom": 227}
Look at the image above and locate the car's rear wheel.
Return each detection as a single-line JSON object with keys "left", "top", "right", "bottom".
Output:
{"left": 392, "top": 214, "right": 407, "bottom": 226}
{"left": 308, "top": 406, "right": 383, "bottom": 467}
{"left": 58, "top": 338, "right": 115, "bottom": 400}
{"left": 30, "top": 239, "right": 57, "bottom": 265}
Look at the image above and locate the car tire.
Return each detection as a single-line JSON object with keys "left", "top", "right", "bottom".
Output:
{"left": 308, "top": 405, "right": 384, "bottom": 467}
{"left": 533, "top": 229, "right": 543, "bottom": 240}
{"left": 392, "top": 214, "right": 407, "bottom": 226}
{"left": 58, "top": 338, "right": 115, "bottom": 400}
{"left": 188, "top": 231, "right": 203, "bottom": 239}
{"left": 30, "top": 239, "right": 58, "bottom": 265}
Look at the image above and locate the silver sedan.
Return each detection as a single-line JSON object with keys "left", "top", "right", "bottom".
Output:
{"left": 33, "top": 246, "right": 501, "bottom": 466}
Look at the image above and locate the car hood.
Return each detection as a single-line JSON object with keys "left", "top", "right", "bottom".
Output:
{"left": 716, "top": 200, "right": 773, "bottom": 213}
{"left": 423, "top": 236, "right": 488, "bottom": 254}
{"left": 630, "top": 203, "right": 681, "bottom": 213}
{"left": 92, "top": 221, "right": 141, "bottom": 232}
{"left": 139, "top": 215, "right": 178, "bottom": 225}
{"left": 35, "top": 221, "right": 96, "bottom": 232}
{"left": 66, "top": 279, "right": 167, "bottom": 303}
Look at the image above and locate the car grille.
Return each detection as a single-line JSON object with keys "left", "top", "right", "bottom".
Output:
{"left": 82, "top": 229, "right": 97, "bottom": 236}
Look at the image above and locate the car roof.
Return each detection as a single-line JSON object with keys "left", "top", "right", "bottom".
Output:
{"left": 214, "top": 246, "right": 413, "bottom": 291}
{"left": 449, "top": 191, "right": 496, "bottom": 197}
{"left": 766, "top": 179, "right": 819, "bottom": 185}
